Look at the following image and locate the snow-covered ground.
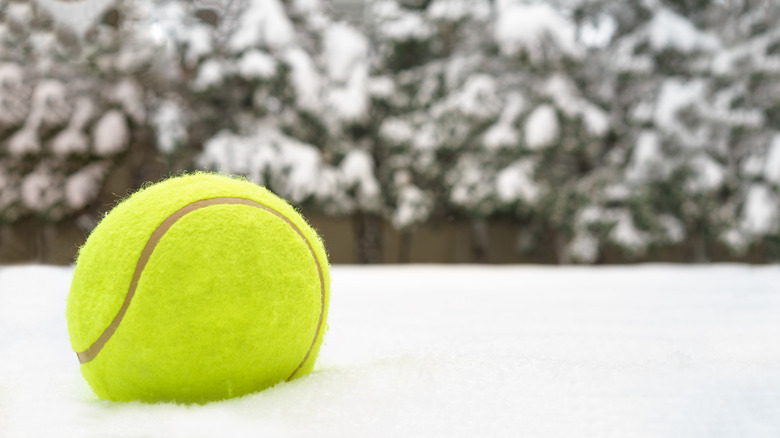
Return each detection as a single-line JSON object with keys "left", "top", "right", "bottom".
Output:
{"left": 1, "top": 264, "right": 780, "bottom": 437}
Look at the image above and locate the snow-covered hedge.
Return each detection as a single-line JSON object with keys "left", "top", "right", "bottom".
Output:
{"left": 4, "top": 0, "right": 780, "bottom": 263}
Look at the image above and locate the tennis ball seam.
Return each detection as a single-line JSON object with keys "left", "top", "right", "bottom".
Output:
{"left": 75, "top": 196, "right": 326, "bottom": 382}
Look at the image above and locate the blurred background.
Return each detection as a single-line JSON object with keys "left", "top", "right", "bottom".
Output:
{"left": 0, "top": 0, "right": 778, "bottom": 265}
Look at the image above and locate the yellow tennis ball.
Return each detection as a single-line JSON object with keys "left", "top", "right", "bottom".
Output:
{"left": 66, "top": 173, "right": 330, "bottom": 403}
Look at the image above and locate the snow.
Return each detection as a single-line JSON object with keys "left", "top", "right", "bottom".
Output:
{"left": 604, "top": 183, "right": 631, "bottom": 202}
{"left": 448, "top": 156, "right": 492, "bottom": 210}
{"left": 283, "top": 48, "right": 322, "bottom": 113}
{"left": 324, "top": 23, "right": 370, "bottom": 122}
{"left": 182, "top": 24, "right": 213, "bottom": 66}
{"left": 52, "top": 98, "right": 94, "bottom": 157}
{"left": 31, "top": 0, "right": 115, "bottom": 37}
{"left": 324, "top": 24, "right": 367, "bottom": 84}
{"left": 577, "top": 205, "right": 604, "bottom": 225}
{"left": 92, "top": 110, "right": 129, "bottom": 156}
{"left": 712, "top": 28, "right": 780, "bottom": 75}
{"left": 579, "top": 14, "right": 616, "bottom": 49}
{"left": 543, "top": 74, "right": 609, "bottom": 137}
{"left": 567, "top": 231, "right": 599, "bottom": 262}
{"left": 367, "top": 76, "right": 395, "bottom": 99}
{"left": 710, "top": 83, "right": 764, "bottom": 129}
{"left": 686, "top": 154, "right": 725, "bottom": 193}
{"left": 32, "top": 80, "right": 70, "bottom": 127}
{"left": 646, "top": 8, "right": 720, "bottom": 53}
{"left": 238, "top": 50, "right": 277, "bottom": 79}
{"left": 742, "top": 152, "right": 765, "bottom": 178}
{"left": 383, "top": 13, "right": 432, "bottom": 40}
{"left": 7, "top": 128, "right": 41, "bottom": 156}
{"left": 412, "top": 122, "right": 439, "bottom": 151}
{"left": 741, "top": 184, "right": 777, "bottom": 235}
{"left": 627, "top": 130, "right": 663, "bottom": 182}
{"left": 611, "top": 33, "right": 655, "bottom": 74}
{"left": 654, "top": 79, "right": 708, "bottom": 148}
{"left": 228, "top": 0, "right": 296, "bottom": 51}
{"left": 2, "top": 265, "right": 780, "bottom": 437}
{"left": 141, "top": 1, "right": 197, "bottom": 68}
{"left": 70, "top": 98, "right": 95, "bottom": 131}
{"left": 65, "top": 163, "right": 109, "bottom": 210}
{"left": 494, "top": 3, "right": 583, "bottom": 62}
{"left": 524, "top": 104, "right": 559, "bottom": 149}
{"left": 292, "top": 0, "right": 323, "bottom": 14}
{"left": 448, "top": 74, "right": 500, "bottom": 119}
{"left": 51, "top": 129, "right": 90, "bottom": 157}
{"left": 764, "top": 135, "right": 780, "bottom": 185}
{"left": 338, "top": 150, "right": 381, "bottom": 209}
{"left": 109, "top": 80, "right": 146, "bottom": 124}
{"left": 328, "top": 63, "right": 369, "bottom": 122}
{"left": 152, "top": 100, "right": 187, "bottom": 155}
{"left": 193, "top": 59, "right": 226, "bottom": 91}
{"left": 610, "top": 210, "right": 650, "bottom": 251}
{"left": 659, "top": 214, "right": 686, "bottom": 243}
{"left": 484, "top": 92, "right": 525, "bottom": 150}
{"left": 374, "top": 1, "right": 432, "bottom": 41}
{"left": 0, "top": 63, "right": 27, "bottom": 126}
{"left": 392, "top": 184, "right": 431, "bottom": 228}
{"left": 483, "top": 122, "right": 518, "bottom": 150}
{"left": 500, "top": 92, "right": 526, "bottom": 122}
{"left": 197, "top": 127, "right": 326, "bottom": 204}
{"left": 0, "top": 62, "right": 24, "bottom": 90}
{"left": 20, "top": 165, "right": 60, "bottom": 213}
{"left": 427, "top": 0, "right": 490, "bottom": 22}
{"left": 610, "top": 6, "right": 718, "bottom": 74}
{"left": 496, "top": 159, "right": 539, "bottom": 204}
{"left": 5, "top": 1, "right": 34, "bottom": 26}
{"left": 379, "top": 117, "right": 415, "bottom": 145}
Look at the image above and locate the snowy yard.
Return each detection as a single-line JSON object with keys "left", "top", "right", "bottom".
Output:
{"left": 1, "top": 264, "right": 780, "bottom": 437}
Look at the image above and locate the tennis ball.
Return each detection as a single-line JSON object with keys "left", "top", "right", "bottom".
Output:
{"left": 66, "top": 173, "right": 330, "bottom": 403}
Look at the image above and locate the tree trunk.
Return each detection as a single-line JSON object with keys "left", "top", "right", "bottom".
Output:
{"left": 472, "top": 219, "right": 489, "bottom": 263}
{"left": 398, "top": 229, "right": 413, "bottom": 263}
{"left": 353, "top": 212, "right": 383, "bottom": 264}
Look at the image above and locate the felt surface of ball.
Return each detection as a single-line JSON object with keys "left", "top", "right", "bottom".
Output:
{"left": 66, "top": 173, "right": 330, "bottom": 403}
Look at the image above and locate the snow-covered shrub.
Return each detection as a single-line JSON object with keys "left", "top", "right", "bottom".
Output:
{"left": 12, "top": 0, "right": 780, "bottom": 263}
{"left": 0, "top": 0, "right": 150, "bottom": 223}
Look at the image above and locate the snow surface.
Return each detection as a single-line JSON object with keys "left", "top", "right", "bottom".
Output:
{"left": 2, "top": 265, "right": 780, "bottom": 438}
